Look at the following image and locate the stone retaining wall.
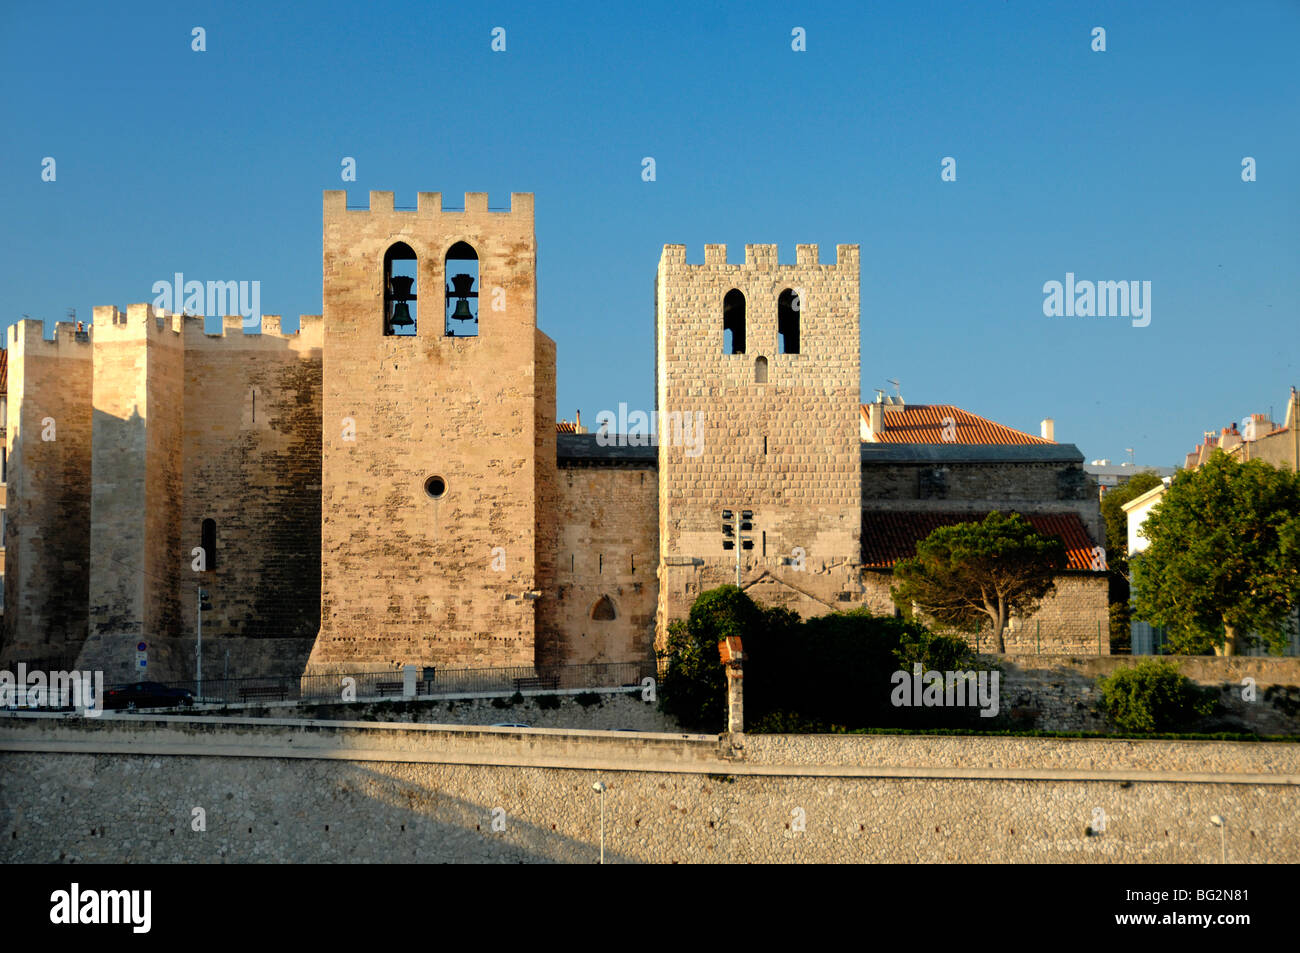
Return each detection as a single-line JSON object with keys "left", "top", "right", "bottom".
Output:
{"left": 2, "top": 714, "right": 1296, "bottom": 863}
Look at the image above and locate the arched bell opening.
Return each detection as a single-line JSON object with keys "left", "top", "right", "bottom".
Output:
{"left": 383, "top": 242, "right": 418, "bottom": 336}
{"left": 445, "top": 241, "right": 479, "bottom": 337}
{"left": 778, "top": 288, "right": 801, "bottom": 354}
{"left": 723, "top": 289, "right": 745, "bottom": 354}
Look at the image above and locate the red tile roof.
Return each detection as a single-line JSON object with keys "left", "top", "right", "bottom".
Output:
{"left": 556, "top": 421, "right": 577, "bottom": 434}
{"left": 861, "top": 510, "right": 1099, "bottom": 571}
{"left": 0, "top": 348, "right": 6, "bottom": 394}
{"left": 861, "top": 403, "right": 1052, "bottom": 445}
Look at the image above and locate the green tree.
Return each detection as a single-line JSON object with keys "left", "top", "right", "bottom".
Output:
{"left": 1096, "top": 659, "right": 1216, "bottom": 733}
{"left": 890, "top": 511, "right": 1066, "bottom": 653}
{"left": 1130, "top": 451, "right": 1300, "bottom": 655}
{"left": 656, "top": 586, "right": 796, "bottom": 731}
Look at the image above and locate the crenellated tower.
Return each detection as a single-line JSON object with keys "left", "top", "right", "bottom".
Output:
{"left": 654, "top": 243, "right": 862, "bottom": 643}
{"left": 307, "top": 191, "right": 555, "bottom": 674}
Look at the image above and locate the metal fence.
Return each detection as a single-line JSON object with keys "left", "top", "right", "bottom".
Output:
{"left": 2, "top": 658, "right": 664, "bottom": 710}
{"left": 178, "top": 660, "right": 662, "bottom": 706}
{"left": 964, "top": 619, "right": 1113, "bottom": 655}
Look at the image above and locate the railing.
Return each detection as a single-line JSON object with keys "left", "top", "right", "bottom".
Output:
{"left": 1, "top": 658, "right": 664, "bottom": 710}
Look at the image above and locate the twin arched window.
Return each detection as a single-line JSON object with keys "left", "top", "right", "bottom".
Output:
{"left": 722, "top": 288, "right": 801, "bottom": 358}
{"left": 381, "top": 241, "right": 481, "bottom": 337}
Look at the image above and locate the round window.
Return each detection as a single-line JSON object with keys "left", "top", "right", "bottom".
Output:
{"left": 424, "top": 475, "right": 446, "bottom": 499}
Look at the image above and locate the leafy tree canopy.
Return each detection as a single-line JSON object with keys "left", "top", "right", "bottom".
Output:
{"left": 1131, "top": 451, "right": 1300, "bottom": 655}
{"left": 891, "top": 511, "right": 1066, "bottom": 652}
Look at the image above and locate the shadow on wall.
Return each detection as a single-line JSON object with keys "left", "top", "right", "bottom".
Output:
{"left": 0, "top": 753, "right": 636, "bottom": 865}
{"left": 3, "top": 320, "right": 323, "bottom": 682}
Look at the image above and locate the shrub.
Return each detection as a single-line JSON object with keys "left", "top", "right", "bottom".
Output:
{"left": 1097, "top": 659, "right": 1216, "bottom": 733}
{"left": 892, "top": 626, "right": 981, "bottom": 672}
{"left": 535, "top": 694, "right": 561, "bottom": 710}
{"left": 574, "top": 691, "right": 602, "bottom": 708}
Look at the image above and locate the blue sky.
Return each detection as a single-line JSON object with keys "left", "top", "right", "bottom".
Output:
{"left": 2, "top": 0, "right": 1297, "bottom": 467}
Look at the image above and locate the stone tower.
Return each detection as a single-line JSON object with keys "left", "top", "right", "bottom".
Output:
{"left": 307, "top": 191, "right": 556, "bottom": 674}
{"left": 654, "top": 243, "right": 862, "bottom": 641}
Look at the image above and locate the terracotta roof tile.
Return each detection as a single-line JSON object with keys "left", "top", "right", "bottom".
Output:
{"left": 861, "top": 510, "right": 1099, "bottom": 571}
{"left": 861, "top": 404, "right": 1052, "bottom": 445}
{"left": 0, "top": 348, "right": 6, "bottom": 394}
{"left": 555, "top": 421, "right": 577, "bottom": 434}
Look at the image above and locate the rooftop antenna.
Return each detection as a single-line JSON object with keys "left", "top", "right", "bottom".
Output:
{"left": 886, "top": 378, "right": 902, "bottom": 402}
{"left": 873, "top": 388, "right": 885, "bottom": 403}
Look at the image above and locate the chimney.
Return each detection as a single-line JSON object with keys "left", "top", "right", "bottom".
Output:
{"left": 1040, "top": 418, "right": 1054, "bottom": 441}
{"left": 867, "top": 401, "right": 884, "bottom": 439}
{"left": 575, "top": 409, "right": 585, "bottom": 434}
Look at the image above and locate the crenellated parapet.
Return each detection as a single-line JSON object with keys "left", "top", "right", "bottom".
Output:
{"left": 86, "top": 305, "right": 323, "bottom": 350}
{"left": 659, "top": 243, "right": 860, "bottom": 269}
{"left": 324, "top": 190, "right": 534, "bottom": 220}
{"left": 8, "top": 319, "right": 93, "bottom": 357}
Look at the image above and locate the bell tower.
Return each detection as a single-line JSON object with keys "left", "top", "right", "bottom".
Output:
{"left": 307, "top": 190, "right": 556, "bottom": 674}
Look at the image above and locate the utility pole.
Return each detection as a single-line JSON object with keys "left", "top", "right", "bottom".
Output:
{"left": 197, "top": 587, "right": 211, "bottom": 700}
{"left": 592, "top": 781, "right": 607, "bottom": 864}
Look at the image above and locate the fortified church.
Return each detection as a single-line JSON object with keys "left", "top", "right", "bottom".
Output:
{"left": 1, "top": 191, "right": 1106, "bottom": 681}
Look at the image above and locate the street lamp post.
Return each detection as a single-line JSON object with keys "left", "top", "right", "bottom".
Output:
{"left": 592, "top": 780, "right": 607, "bottom": 864}
{"left": 1210, "top": 814, "right": 1226, "bottom": 863}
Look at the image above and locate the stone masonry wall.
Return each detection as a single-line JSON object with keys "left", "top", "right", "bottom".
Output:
{"left": 862, "top": 462, "right": 1103, "bottom": 541}
{"left": 656, "top": 244, "right": 862, "bottom": 646}
{"left": 1, "top": 321, "right": 92, "bottom": 663}
{"left": 541, "top": 465, "right": 659, "bottom": 666}
{"left": 310, "top": 191, "right": 544, "bottom": 673}
{"left": 999, "top": 655, "right": 1300, "bottom": 734}
{"left": 2, "top": 717, "right": 1296, "bottom": 863}
{"left": 861, "top": 570, "right": 1110, "bottom": 654}
{"left": 179, "top": 314, "right": 323, "bottom": 678}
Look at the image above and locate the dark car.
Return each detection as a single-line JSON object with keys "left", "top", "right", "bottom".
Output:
{"left": 103, "top": 682, "right": 194, "bottom": 711}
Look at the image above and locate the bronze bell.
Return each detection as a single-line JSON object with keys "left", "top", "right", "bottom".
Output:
{"left": 389, "top": 275, "right": 415, "bottom": 299}
{"left": 390, "top": 302, "right": 414, "bottom": 327}
{"left": 448, "top": 273, "right": 477, "bottom": 322}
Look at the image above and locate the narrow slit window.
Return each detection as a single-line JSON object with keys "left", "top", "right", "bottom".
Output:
{"left": 754, "top": 355, "right": 768, "bottom": 383}
{"left": 201, "top": 518, "right": 216, "bottom": 572}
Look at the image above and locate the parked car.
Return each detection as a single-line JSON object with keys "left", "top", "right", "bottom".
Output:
{"left": 103, "top": 682, "right": 194, "bottom": 711}
{"left": 489, "top": 722, "right": 531, "bottom": 729}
